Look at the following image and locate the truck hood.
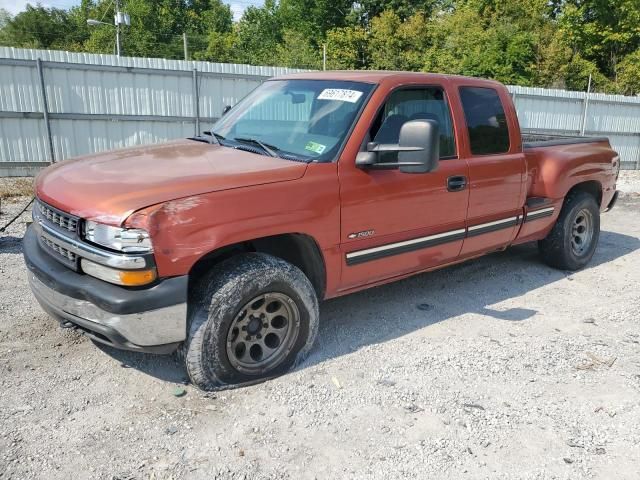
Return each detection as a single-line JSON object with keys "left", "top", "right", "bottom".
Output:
{"left": 36, "top": 139, "right": 308, "bottom": 225}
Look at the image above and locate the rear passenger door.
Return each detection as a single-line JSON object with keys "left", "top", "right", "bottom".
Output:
{"left": 457, "top": 86, "right": 526, "bottom": 256}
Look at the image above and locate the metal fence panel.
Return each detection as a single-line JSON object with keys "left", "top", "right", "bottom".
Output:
{"left": 0, "top": 47, "right": 306, "bottom": 175}
{"left": 508, "top": 85, "right": 640, "bottom": 169}
{"left": 0, "top": 47, "right": 639, "bottom": 176}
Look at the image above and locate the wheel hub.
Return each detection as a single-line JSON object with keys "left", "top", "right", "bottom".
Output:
{"left": 571, "top": 208, "right": 594, "bottom": 256}
{"left": 247, "top": 316, "right": 262, "bottom": 335}
{"left": 225, "top": 292, "right": 300, "bottom": 374}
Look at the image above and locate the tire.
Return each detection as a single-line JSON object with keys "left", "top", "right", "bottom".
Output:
{"left": 181, "top": 253, "right": 319, "bottom": 391}
{"left": 538, "top": 191, "right": 600, "bottom": 270}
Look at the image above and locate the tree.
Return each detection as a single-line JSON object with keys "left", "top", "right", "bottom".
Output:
{"left": 81, "top": 0, "right": 232, "bottom": 59}
{"left": 617, "top": 50, "right": 640, "bottom": 95}
{"left": 557, "top": 1, "right": 640, "bottom": 80}
{"left": 0, "top": 0, "right": 638, "bottom": 95}
{"left": 276, "top": 29, "right": 322, "bottom": 69}
{"left": 325, "top": 25, "right": 369, "bottom": 69}
{"left": 422, "top": 0, "right": 551, "bottom": 86}
{"left": 232, "top": 0, "right": 283, "bottom": 65}
{"left": 368, "top": 10, "right": 430, "bottom": 71}
{"left": 0, "top": 4, "right": 82, "bottom": 49}
{"left": 0, "top": 8, "right": 10, "bottom": 28}
{"left": 278, "top": 0, "right": 352, "bottom": 40}
{"left": 354, "top": 0, "right": 450, "bottom": 24}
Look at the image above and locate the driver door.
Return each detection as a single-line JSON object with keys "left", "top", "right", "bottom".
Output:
{"left": 337, "top": 84, "right": 469, "bottom": 291}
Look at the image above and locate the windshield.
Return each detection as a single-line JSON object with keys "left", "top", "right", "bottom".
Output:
{"left": 212, "top": 80, "right": 374, "bottom": 162}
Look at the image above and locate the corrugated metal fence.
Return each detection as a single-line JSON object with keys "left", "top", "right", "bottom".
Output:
{"left": 0, "top": 47, "right": 639, "bottom": 175}
{"left": 0, "top": 47, "right": 305, "bottom": 176}
{"left": 510, "top": 85, "right": 640, "bottom": 170}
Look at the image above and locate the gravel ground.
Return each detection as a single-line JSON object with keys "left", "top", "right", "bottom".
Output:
{"left": 1, "top": 173, "right": 640, "bottom": 480}
{"left": 617, "top": 170, "right": 640, "bottom": 194}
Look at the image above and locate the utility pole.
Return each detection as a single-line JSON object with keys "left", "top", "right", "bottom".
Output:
{"left": 322, "top": 44, "right": 326, "bottom": 71}
{"left": 113, "top": 0, "right": 130, "bottom": 57}
{"left": 115, "top": 0, "right": 121, "bottom": 56}
{"left": 183, "top": 33, "right": 189, "bottom": 61}
{"left": 87, "top": 2, "right": 128, "bottom": 56}
{"left": 580, "top": 74, "right": 592, "bottom": 136}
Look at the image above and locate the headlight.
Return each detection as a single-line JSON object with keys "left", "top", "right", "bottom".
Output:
{"left": 84, "top": 220, "right": 153, "bottom": 253}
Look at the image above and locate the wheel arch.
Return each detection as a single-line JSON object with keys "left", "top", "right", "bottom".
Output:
{"left": 565, "top": 180, "right": 602, "bottom": 207}
{"left": 188, "top": 233, "right": 327, "bottom": 300}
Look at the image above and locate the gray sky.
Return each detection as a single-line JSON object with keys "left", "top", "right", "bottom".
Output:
{"left": 0, "top": 0, "right": 258, "bottom": 20}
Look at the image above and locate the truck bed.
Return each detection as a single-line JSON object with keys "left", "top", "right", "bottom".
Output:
{"left": 522, "top": 132, "right": 609, "bottom": 149}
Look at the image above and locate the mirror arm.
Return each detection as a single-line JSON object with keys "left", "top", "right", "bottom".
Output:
{"left": 362, "top": 161, "right": 426, "bottom": 170}
{"left": 367, "top": 142, "right": 424, "bottom": 153}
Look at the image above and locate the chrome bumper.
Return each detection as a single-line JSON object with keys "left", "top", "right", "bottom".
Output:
{"left": 28, "top": 272, "right": 186, "bottom": 352}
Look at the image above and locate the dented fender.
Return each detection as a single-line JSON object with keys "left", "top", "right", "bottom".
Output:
{"left": 125, "top": 162, "right": 342, "bottom": 283}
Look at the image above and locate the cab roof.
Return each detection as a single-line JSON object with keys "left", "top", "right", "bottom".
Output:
{"left": 271, "top": 70, "right": 504, "bottom": 88}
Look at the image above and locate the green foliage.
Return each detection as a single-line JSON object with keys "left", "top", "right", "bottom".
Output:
{"left": 422, "top": 0, "right": 549, "bottom": 85}
{"left": 232, "top": 0, "right": 283, "bottom": 65}
{"left": 558, "top": 1, "right": 640, "bottom": 78}
{"left": 617, "top": 50, "right": 640, "bottom": 95}
{"left": 0, "top": 5, "right": 83, "bottom": 49}
{"left": 325, "top": 26, "right": 368, "bottom": 69}
{"left": 0, "top": 0, "right": 639, "bottom": 94}
{"left": 276, "top": 29, "right": 322, "bottom": 69}
{"left": 369, "top": 10, "right": 430, "bottom": 71}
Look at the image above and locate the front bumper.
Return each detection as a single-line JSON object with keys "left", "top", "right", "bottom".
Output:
{"left": 23, "top": 225, "right": 188, "bottom": 354}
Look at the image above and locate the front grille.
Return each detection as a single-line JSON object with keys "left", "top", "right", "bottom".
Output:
{"left": 41, "top": 235, "right": 77, "bottom": 262}
{"left": 37, "top": 201, "right": 79, "bottom": 233}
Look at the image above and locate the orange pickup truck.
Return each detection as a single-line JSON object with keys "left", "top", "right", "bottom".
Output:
{"left": 24, "top": 71, "right": 620, "bottom": 390}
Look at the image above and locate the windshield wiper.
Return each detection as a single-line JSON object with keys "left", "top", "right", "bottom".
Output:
{"left": 233, "top": 137, "right": 281, "bottom": 158}
{"left": 199, "top": 131, "right": 226, "bottom": 145}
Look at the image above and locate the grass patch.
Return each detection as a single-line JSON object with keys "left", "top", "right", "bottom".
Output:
{"left": 0, "top": 178, "right": 34, "bottom": 200}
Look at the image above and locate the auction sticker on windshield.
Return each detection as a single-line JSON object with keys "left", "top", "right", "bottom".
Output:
{"left": 317, "top": 89, "right": 363, "bottom": 103}
{"left": 305, "top": 141, "right": 327, "bottom": 154}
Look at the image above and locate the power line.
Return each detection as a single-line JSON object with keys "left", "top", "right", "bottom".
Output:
{"left": 98, "top": 0, "right": 115, "bottom": 22}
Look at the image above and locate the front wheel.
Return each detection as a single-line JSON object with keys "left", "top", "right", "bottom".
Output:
{"left": 181, "top": 253, "right": 319, "bottom": 391}
{"left": 538, "top": 191, "right": 600, "bottom": 270}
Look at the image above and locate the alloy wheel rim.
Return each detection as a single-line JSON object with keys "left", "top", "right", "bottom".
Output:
{"left": 225, "top": 292, "right": 299, "bottom": 374}
{"left": 571, "top": 208, "right": 594, "bottom": 256}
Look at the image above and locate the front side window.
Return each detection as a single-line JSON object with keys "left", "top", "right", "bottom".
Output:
{"left": 459, "top": 87, "right": 510, "bottom": 155}
{"left": 212, "top": 80, "right": 374, "bottom": 162}
{"left": 370, "top": 87, "right": 457, "bottom": 158}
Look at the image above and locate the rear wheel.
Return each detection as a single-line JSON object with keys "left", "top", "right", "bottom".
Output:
{"left": 538, "top": 191, "right": 600, "bottom": 270}
{"left": 182, "top": 253, "right": 319, "bottom": 390}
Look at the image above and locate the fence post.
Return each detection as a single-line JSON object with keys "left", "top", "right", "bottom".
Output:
{"left": 636, "top": 134, "right": 640, "bottom": 170}
{"left": 192, "top": 68, "right": 200, "bottom": 136}
{"left": 36, "top": 58, "right": 55, "bottom": 163}
{"left": 580, "top": 74, "right": 592, "bottom": 136}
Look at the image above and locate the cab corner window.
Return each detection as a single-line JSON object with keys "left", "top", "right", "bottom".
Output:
{"left": 459, "top": 86, "right": 510, "bottom": 155}
{"left": 371, "top": 87, "right": 456, "bottom": 159}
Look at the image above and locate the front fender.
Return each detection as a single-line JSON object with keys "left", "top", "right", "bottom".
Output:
{"left": 125, "top": 163, "right": 341, "bottom": 279}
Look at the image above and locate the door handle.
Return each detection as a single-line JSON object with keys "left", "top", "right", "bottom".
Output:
{"left": 447, "top": 175, "right": 467, "bottom": 192}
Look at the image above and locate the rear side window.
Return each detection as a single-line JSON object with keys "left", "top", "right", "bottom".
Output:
{"left": 459, "top": 87, "right": 510, "bottom": 155}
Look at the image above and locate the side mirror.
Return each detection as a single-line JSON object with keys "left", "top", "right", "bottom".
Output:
{"left": 222, "top": 105, "right": 232, "bottom": 116}
{"left": 355, "top": 119, "right": 440, "bottom": 174}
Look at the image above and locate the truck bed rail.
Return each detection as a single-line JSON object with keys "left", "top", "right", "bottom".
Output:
{"left": 522, "top": 132, "right": 609, "bottom": 149}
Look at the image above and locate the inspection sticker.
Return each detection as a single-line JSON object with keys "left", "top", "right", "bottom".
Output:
{"left": 317, "top": 89, "right": 363, "bottom": 103}
{"left": 305, "top": 141, "right": 327, "bottom": 154}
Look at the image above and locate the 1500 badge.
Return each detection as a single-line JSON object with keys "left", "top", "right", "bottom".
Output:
{"left": 348, "top": 230, "right": 375, "bottom": 239}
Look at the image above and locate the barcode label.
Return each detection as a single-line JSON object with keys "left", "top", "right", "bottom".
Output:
{"left": 317, "top": 89, "right": 363, "bottom": 103}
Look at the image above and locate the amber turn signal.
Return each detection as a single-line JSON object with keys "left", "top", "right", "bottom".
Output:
{"left": 118, "top": 269, "right": 157, "bottom": 286}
